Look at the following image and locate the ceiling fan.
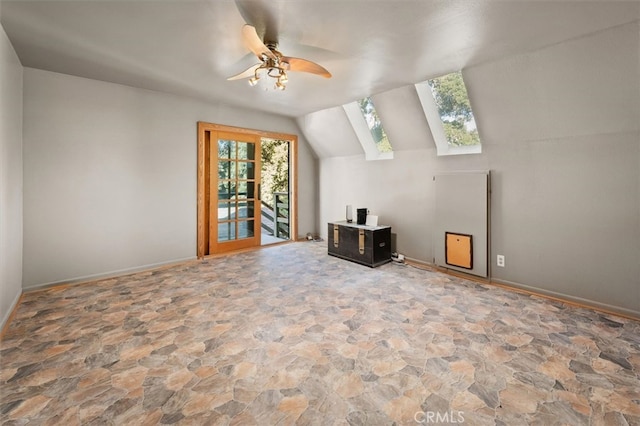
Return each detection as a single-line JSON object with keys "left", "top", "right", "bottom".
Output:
{"left": 227, "top": 25, "right": 331, "bottom": 90}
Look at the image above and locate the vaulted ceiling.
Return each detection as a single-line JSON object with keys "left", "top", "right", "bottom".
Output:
{"left": 1, "top": 0, "right": 638, "bottom": 118}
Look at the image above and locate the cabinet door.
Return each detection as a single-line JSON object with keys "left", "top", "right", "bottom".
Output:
{"left": 342, "top": 227, "right": 370, "bottom": 263}
{"left": 372, "top": 228, "right": 392, "bottom": 264}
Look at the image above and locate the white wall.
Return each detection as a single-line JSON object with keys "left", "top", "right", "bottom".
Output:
{"left": 22, "top": 68, "right": 317, "bottom": 288}
{"left": 0, "top": 22, "right": 24, "bottom": 327}
{"left": 467, "top": 20, "right": 639, "bottom": 316}
{"left": 317, "top": 21, "right": 640, "bottom": 317}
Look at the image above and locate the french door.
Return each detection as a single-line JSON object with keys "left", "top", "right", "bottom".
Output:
{"left": 197, "top": 121, "right": 298, "bottom": 258}
{"left": 210, "top": 131, "right": 261, "bottom": 253}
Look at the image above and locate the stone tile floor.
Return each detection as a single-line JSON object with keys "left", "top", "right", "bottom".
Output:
{"left": 1, "top": 242, "right": 639, "bottom": 425}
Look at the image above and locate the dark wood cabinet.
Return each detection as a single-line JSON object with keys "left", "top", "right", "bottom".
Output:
{"left": 327, "top": 221, "right": 392, "bottom": 267}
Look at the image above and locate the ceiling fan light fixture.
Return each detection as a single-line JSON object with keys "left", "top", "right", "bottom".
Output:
{"left": 248, "top": 74, "right": 260, "bottom": 86}
{"left": 228, "top": 25, "right": 331, "bottom": 90}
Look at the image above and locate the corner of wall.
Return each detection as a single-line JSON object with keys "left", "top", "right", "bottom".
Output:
{"left": 0, "top": 22, "right": 24, "bottom": 330}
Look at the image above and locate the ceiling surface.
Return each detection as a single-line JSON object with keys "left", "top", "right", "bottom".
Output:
{"left": 2, "top": 0, "right": 639, "bottom": 118}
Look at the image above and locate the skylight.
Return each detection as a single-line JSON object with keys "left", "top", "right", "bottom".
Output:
{"left": 357, "top": 97, "right": 392, "bottom": 153}
{"left": 343, "top": 96, "right": 393, "bottom": 160}
{"left": 416, "top": 71, "right": 481, "bottom": 156}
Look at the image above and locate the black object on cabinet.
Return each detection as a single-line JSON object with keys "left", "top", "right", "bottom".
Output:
{"left": 356, "top": 208, "right": 367, "bottom": 225}
{"left": 327, "top": 221, "right": 392, "bottom": 268}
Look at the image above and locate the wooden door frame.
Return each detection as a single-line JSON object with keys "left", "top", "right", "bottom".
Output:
{"left": 197, "top": 121, "right": 298, "bottom": 258}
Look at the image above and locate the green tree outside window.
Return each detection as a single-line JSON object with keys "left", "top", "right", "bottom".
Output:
{"left": 428, "top": 72, "right": 480, "bottom": 147}
{"left": 357, "top": 97, "right": 393, "bottom": 153}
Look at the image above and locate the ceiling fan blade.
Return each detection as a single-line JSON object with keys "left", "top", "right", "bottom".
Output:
{"left": 242, "top": 24, "right": 276, "bottom": 61}
{"left": 235, "top": 0, "right": 280, "bottom": 47}
{"left": 227, "top": 63, "right": 261, "bottom": 81}
{"left": 281, "top": 56, "right": 331, "bottom": 78}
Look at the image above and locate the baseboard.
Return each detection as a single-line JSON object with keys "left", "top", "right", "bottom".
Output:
{"left": 405, "top": 256, "right": 638, "bottom": 321}
{"left": 23, "top": 256, "right": 199, "bottom": 293}
{"left": 404, "top": 257, "right": 439, "bottom": 271}
{"left": 24, "top": 242, "right": 300, "bottom": 293}
{"left": 491, "top": 278, "right": 640, "bottom": 321}
{"left": 1, "top": 290, "right": 23, "bottom": 339}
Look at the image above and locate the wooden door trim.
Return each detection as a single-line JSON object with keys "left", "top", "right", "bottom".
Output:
{"left": 197, "top": 121, "right": 298, "bottom": 258}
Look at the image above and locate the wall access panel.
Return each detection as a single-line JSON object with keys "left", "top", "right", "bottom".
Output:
{"left": 433, "top": 171, "right": 489, "bottom": 278}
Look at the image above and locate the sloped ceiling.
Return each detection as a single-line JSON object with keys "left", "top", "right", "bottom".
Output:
{"left": 371, "top": 85, "right": 434, "bottom": 152}
{"left": 2, "top": 0, "right": 638, "bottom": 157}
{"left": 296, "top": 107, "right": 362, "bottom": 159}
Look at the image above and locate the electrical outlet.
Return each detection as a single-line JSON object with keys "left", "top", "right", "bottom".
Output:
{"left": 497, "top": 255, "right": 505, "bottom": 267}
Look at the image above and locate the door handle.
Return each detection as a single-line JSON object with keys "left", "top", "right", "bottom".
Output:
{"left": 257, "top": 184, "right": 261, "bottom": 201}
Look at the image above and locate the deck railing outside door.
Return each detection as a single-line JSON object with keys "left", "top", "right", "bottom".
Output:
{"left": 260, "top": 192, "right": 289, "bottom": 239}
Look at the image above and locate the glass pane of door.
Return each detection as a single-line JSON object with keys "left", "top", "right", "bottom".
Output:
{"left": 238, "top": 220, "right": 255, "bottom": 239}
{"left": 218, "top": 140, "right": 235, "bottom": 159}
